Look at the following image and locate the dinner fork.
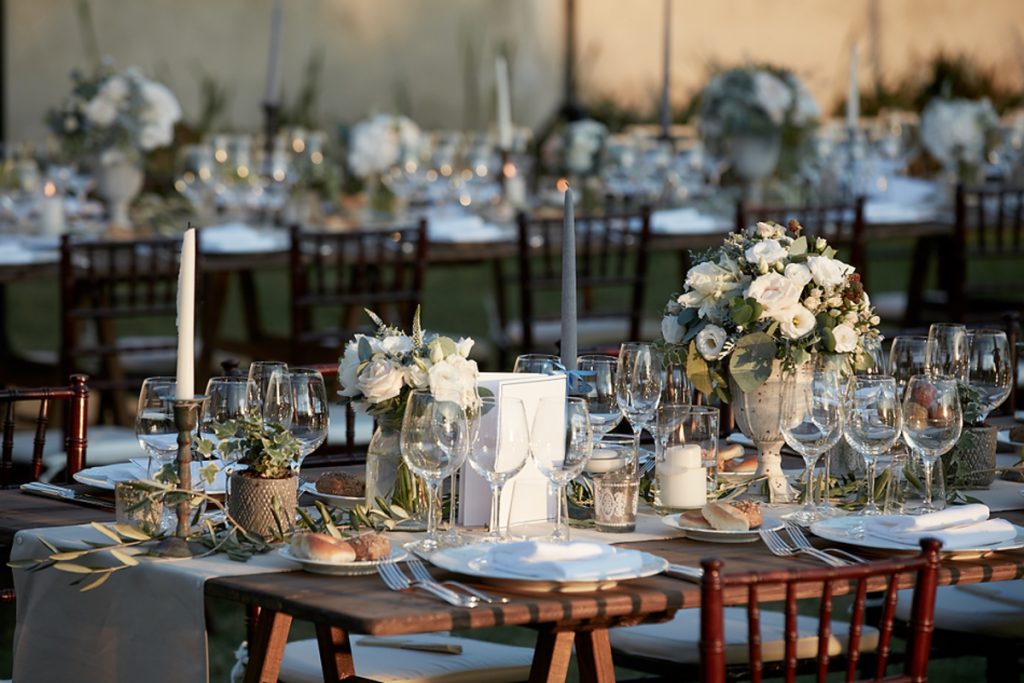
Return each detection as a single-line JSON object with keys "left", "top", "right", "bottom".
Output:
{"left": 759, "top": 527, "right": 847, "bottom": 567}
{"left": 406, "top": 556, "right": 509, "bottom": 604}
{"left": 785, "top": 523, "right": 867, "bottom": 564}
{"left": 377, "top": 559, "right": 479, "bottom": 608}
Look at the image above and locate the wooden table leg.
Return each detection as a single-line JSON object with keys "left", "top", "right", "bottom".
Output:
{"left": 314, "top": 623, "right": 381, "bottom": 682}
{"left": 529, "top": 630, "right": 575, "bottom": 683}
{"left": 575, "top": 629, "right": 616, "bottom": 683}
{"left": 244, "top": 609, "right": 293, "bottom": 683}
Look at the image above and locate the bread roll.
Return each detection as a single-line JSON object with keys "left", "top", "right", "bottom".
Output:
{"left": 723, "top": 456, "right": 758, "bottom": 473}
{"left": 290, "top": 532, "right": 357, "bottom": 563}
{"left": 679, "top": 509, "right": 712, "bottom": 529}
{"left": 731, "top": 500, "right": 762, "bottom": 529}
{"left": 717, "top": 443, "right": 745, "bottom": 464}
{"left": 348, "top": 533, "right": 391, "bottom": 561}
{"left": 701, "top": 501, "right": 750, "bottom": 531}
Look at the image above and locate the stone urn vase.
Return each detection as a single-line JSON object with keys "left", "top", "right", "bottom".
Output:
{"left": 729, "top": 360, "right": 809, "bottom": 502}
{"left": 227, "top": 471, "right": 297, "bottom": 539}
{"left": 730, "top": 132, "right": 782, "bottom": 204}
{"left": 95, "top": 153, "right": 144, "bottom": 227}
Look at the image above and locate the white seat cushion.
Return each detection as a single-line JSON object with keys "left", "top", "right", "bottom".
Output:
{"left": 609, "top": 607, "right": 880, "bottom": 665}
{"left": 277, "top": 633, "right": 533, "bottom": 683}
{"left": 896, "top": 583, "right": 1024, "bottom": 638}
{"left": 326, "top": 404, "right": 375, "bottom": 446}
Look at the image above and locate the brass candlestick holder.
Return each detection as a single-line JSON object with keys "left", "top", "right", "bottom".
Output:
{"left": 155, "top": 397, "right": 203, "bottom": 558}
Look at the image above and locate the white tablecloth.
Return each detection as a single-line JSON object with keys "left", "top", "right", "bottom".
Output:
{"left": 12, "top": 524, "right": 297, "bottom": 683}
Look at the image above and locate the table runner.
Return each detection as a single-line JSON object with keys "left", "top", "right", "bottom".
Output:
{"left": 11, "top": 524, "right": 297, "bottom": 683}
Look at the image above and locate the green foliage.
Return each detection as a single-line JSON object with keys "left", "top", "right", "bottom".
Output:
{"left": 728, "top": 332, "right": 775, "bottom": 393}
{"left": 198, "top": 415, "right": 301, "bottom": 480}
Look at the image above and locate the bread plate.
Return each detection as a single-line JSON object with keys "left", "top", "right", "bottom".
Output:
{"left": 662, "top": 513, "right": 784, "bottom": 543}
{"left": 278, "top": 545, "right": 407, "bottom": 576}
{"left": 299, "top": 480, "right": 363, "bottom": 509}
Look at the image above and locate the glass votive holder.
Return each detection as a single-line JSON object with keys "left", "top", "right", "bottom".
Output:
{"left": 654, "top": 405, "right": 719, "bottom": 511}
{"left": 115, "top": 481, "right": 164, "bottom": 536}
{"left": 589, "top": 434, "right": 639, "bottom": 533}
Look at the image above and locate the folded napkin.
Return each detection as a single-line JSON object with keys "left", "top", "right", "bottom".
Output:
{"left": 864, "top": 505, "right": 1018, "bottom": 550}
{"left": 485, "top": 540, "right": 643, "bottom": 580}
{"left": 650, "top": 208, "right": 723, "bottom": 235}
{"left": 200, "top": 223, "right": 285, "bottom": 253}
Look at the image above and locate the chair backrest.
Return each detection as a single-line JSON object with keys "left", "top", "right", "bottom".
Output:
{"left": 0, "top": 374, "right": 89, "bottom": 486}
{"left": 289, "top": 222, "right": 427, "bottom": 365}
{"left": 699, "top": 539, "right": 942, "bottom": 683}
{"left": 736, "top": 197, "right": 867, "bottom": 284}
{"left": 59, "top": 234, "right": 197, "bottom": 426}
{"left": 508, "top": 206, "right": 653, "bottom": 353}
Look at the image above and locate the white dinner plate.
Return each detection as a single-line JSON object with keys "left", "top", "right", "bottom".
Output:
{"left": 279, "top": 545, "right": 407, "bottom": 576}
{"left": 661, "top": 512, "right": 784, "bottom": 543}
{"left": 997, "top": 430, "right": 1024, "bottom": 449}
{"left": 809, "top": 516, "right": 1024, "bottom": 557}
{"left": 428, "top": 543, "right": 667, "bottom": 593}
{"left": 299, "top": 481, "right": 363, "bottom": 509}
{"left": 73, "top": 460, "right": 227, "bottom": 495}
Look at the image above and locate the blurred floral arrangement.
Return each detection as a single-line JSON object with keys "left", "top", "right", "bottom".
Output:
{"left": 660, "top": 219, "right": 880, "bottom": 401}
{"left": 47, "top": 66, "right": 181, "bottom": 163}
{"left": 919, "top": 97, "right": 999, "bottom": 180}
{"left": 540, "top": 118, "right": 609, "bottom": 176}
{"left": 347, "top": 114, "right": 421, "bottom": 179}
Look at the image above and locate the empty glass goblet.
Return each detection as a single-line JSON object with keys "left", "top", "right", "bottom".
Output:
{"left": 902, "top": 375, "right": 962, "bottom": 513}
{"left": 844, "top": 376, "right": 903, "bottom": 516}
{"left": 136, "top": 377, "right": 179, "bottom": 477}
{"left": 513, "top": 354, "right": 565, "bottom": 374}
{"left": 927, "top": 323, "right": 968, "bottom": 381}
{"left": 576, "top": 354, "right": 622, "bottom": 438}
{"left": 530, "top": 396, "right": 593, "bottom": 542}
{"left": 467, "top": 395, "right": 530, "bottom": 543}
{"left": 966, "top": 329, "right": 1012, "bottom": 421}
{"left": 288, "top": 368, "right": 329, "bottom": 471}
{"left": 616, "top": 342, "right": 662, "bottom": 470}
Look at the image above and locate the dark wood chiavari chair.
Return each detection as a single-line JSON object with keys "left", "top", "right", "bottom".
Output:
{"left": 59, "top": 234, "right": 198, "bottom": 426}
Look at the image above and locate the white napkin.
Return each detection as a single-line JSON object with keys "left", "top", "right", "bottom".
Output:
{"left": 0, "top": 242, "right": 38, "bottom": 265}
{"left": 200, "top": 223, "right": 285, "bottom": 253}
{"left": 650, "top": 208, "right": 724, "bottom": 235}
{"left": 485, "top": 540, "right": 644, "bottom": 580}
{"left": 864, "top": 504, "right": 1018, "bottom": 550}
{"left": 428, "top": 214, "right": 509, "bottom": 243}
{"left": 77, "top": 461, "right": 147, "bottom": 485}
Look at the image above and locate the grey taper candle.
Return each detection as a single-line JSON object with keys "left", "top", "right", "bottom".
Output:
{"left": 561, "top": 187, "right": 577, "bottom": 371}
{"left": 659, "top": 0, "right": 672, "bottom": 139}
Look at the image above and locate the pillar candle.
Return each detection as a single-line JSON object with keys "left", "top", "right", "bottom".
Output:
{"left": 495, "top": 55, "right": 513, "bottom": 151}
{"left": 560, "top": 187, "right": 577, "bottom": 372}
{"left": 586, "top": 449, "right": 627, "bottom": 474}
{"left": 175, "top": 228, "right": 196, "bottom": 400}
{"left": 39, "top": 182, "right": 65, "bottom": 236}
{"left": 658, "top": 444, "right": 706, "bottom": 508}
{"left": 846, "top": 43, "right": 860, "bottom": 131}
{"left": 263, "top": 0, "right": 284, "bottom": 106}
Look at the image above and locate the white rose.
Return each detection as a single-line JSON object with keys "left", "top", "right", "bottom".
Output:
{"left": 428, "top": 356, "right": 479, "bottom": 409}
{"left": 403, "top": 360, "right": 430, "bottom": 390}
{"left": 831, "top": 323, "right": 859, "bottom": 353}
{"left": 806, "top": 256, "right": 853, "bottom": 289}
{"left": 83, "top": 96, "right": 118, "bottom": 127}
{"left": 338, "top": 341, "right": 362, "bottom": 397}
{"left": 783, "top": 263, "right": 812, "bottom": 289}
{"left": 746, "top": 272, "right": 802, "bottom": 317}
{"left": 680, "top": 259, "right": 744, "bottom": 321}
{"left": 745, "top": 239, "right": 788, "bottom": 266}
{"left": 662, "top": 314, "right": 684, "bottom": 344}
{"left": 357, "top": 358, "right": 405, "bottom": 404}
{"left": 777, "top": 305, "right": 816, "bottom": 340}
{"left": 456, "top": 337, "right": 475, "bottom": 358}
{"left": 99, "top": 75, "right": 129, "bottom": 102}
{"left": 380, "top": 334, "right": 413, "bottom": 356}
{"left": 696, "top": 324, "right": 728, "bottom": 361}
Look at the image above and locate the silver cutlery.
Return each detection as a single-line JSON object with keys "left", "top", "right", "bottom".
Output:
{"left": 665, "top": 563, "right": 704, "bottom": 582}
{"left": 406, "top": 556, "right": 509, "bottom": 604}
{"left": 785, "top": 523, "right": 867, "bottom": 564}
{"left": 759, "top": 527, "right": 848, "bottom": 567}
{"left": 377, "top": 559, "right": 479, "bottom": 608}
{"left": 20, "top": 482, "right": 115, "bottom": 510}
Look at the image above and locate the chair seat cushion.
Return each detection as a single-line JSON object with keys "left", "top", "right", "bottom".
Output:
{"left": 609, "top": 607, "right": 880, "bottom": 665}
{"left": 896, "top": 583, "right": 1024, "bottom": 638}
{"left": 277, "top": 633, "right": 534, "bottom": 683}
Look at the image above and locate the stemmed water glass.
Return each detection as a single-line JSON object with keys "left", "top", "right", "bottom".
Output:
{"left": 513, "top": 354, "right": 565, "bottom": 374}
{"left": 844, "top": 376, "right": 903, "bottom": 515}
{"left": 779, "top": 370, "right": 844, "bottom": 524}
{"left": 577, "top": 354, "right": 622, "bottom": 438}
{"left": 136, "top": 377, "right": 179, "bottom": 477}
{"left": 288, "top": 368, "right": 329, "bottom": 472}
{"left": 966, "top": 329, "right": 1012, "bottom": 421}
{"left": 889, "top": 336, "right": 929, "bottom": 397}
{"left": 902, "top": 375, "right": 963, "bottom": 512}
{"left": 467, "top": 395, "right": 530, "bottom": 543}
{"left": 616, "top": 342, "right": 662, "bottom": 469}
{"left": 927, "top": 323, "right": 968, "bottom": 380}
{"left": 530, "top": 396, "right": 593, "bottom": 542}
{"left": 400, "top": 391, "right": 470, "bottom": 554}
{"left": 247, "top": 361, "right": 289, "bottom": 419}
{"left": 199, "top": 376, "right": 251, "bottom": 477}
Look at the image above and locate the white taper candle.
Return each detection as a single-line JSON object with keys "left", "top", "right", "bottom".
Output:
{"left": 495, "top": 55, "right": 513, "bottom": 151}
{"left": 847, "top": 43, "right": 860, "bottom": 131}
{"left": 561, "top": 187, "right": 577, "bottom": 372}
{"left": 264, "top": 0, "right": 284, "bottom": 106}
{"left": 175, "top": 228, "right": 196, "bottom": 400}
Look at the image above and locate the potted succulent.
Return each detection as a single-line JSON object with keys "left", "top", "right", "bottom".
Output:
{"left": 944, "top": 383, "right": 997, "bottom": 490}
{"left": 199, "top": 415, "right": 302, "bottom": 539}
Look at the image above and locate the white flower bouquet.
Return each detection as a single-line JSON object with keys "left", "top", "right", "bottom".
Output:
{"left": 660, "top": 220, "right": 880, "bottom": 400}
{"left": 48, "top": 66, "right": 181, "bottom": 162}
{"left": 541, "top": 118, "right": 609, "bottom": 176}
{"left": 698, "top": 66, "right": 819, "bottom": 160}
{"left": 347, "top": 114, "right": 421, "bottom": 179}
{"left": 919, "top": 97, "right": 999, "bottom": 177}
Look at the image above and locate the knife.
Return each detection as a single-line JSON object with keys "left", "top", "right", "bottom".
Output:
{"left": 357, "top": 637, "right": 462, "bottom": 655}
{"left": 20, "top": 482, "right": 116, "bottom": 510}
{"left": 665, "top": 563, "right": 704, "bottom": 582}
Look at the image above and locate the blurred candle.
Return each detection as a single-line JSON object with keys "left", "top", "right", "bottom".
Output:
{"left": 495, "top": 55, "right": 513, "bottom": 150}
{"left": 175, "top": 228, "right": 196, "bottom": 400}
{"left": 658, "top": 444, "right": 706, "bottom": 509}
{"left": 847, "top": 43, "right": 860, "bottom": 131}
{"left": 659, "top": 0, "right": 672, "bottom": 139}
{"left": 560, "top": 187, "right": 577, "bottom": 372}
{"left": 39, "top": 181, "right": 65, "bottom": 236}
{"left": 264, "top": 0, "right": 284, "bottom": 106}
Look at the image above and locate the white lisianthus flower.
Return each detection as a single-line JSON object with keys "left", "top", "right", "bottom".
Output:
{"left": 783, "top": 262, "right": 813, "bottom": 289}
{"left": 456, "top": 337, "right": 475, "bottom": 358}
{"left": 380, "top": 334, "right": 414, "bottom": 355}
{"left": 428, "top": 355, "right": 479, "bottom": 409}
{"left": 746, "top": 272, "right": 802, "bottom": 318}
{"left": 661, "top": 314, "right": 684, "bottom": 344}
{"left": 137, "top": 80, "right": 181, "bottom": 150}
{"left": 777, "top": 305, "right": 816, "bottom": 340}
{"left": 679, "top": 259, "right": 743, "bottom": 320}
{"left": 831, "top": 323, "right": 859, "bottom": 353}
{"left": 806, "top": 256, "right": 853, "bottom": 289}
{"left": 403, "top": 360, "right": 430, "bottom": 390}
{"left": 427, "top": 337, "right": 447, "bottom": 364}
{"left": 338, "top": 341, "right": 362, "bottom": 397}
{"left": 745, "top": 239, "right": 788, "bottom": 266}
{"left": 696, "top": 325, "right": 728, "bottom": 360}
{"left": 357, "top": 358, "right": 405, "bottom": 404}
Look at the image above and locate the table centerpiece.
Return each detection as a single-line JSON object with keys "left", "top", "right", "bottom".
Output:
{"left": 659, "top": 219, "right": 880, "bottom": 501}
{"left": 346, "top": 113, "right": 421, "bottom": 218}
{"left": 919, "top": 96, "right": 999, "bottom": 189}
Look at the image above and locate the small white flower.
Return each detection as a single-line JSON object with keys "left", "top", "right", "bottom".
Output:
{"left": 827, "top": 296, "right": 843, "bottom": 308}
{"left": 456, "top": 337, "right": 475, "bottom": 358}
{"left": 753, "top": 221, "right": 783, "bottom": 239}
{"left": 661, "top": 315, "right": 684, "bottom": 344}
{"left": 428, "top": 355, "right": 479, "bottom": 409}
{"left": 380, "top": 334, "right": 413, "bottom": 356}
{"left": 777, "top": 305, "right": 816, "bottom": 340}
{"left": 357, "top": 358, "right": 405, "bottom": 404}
{"left": 338, "top": 341, "right": 362, "bottom": 397}
{"left": 83, "top": 96, "right": 118, "bottom": 127}
{"left": 869, "top": 315, "right": 881, "bottom": 326}
{"left": 783, "top": 262, "right": 813, "bottom": 289}
{"left": 745, "top": 272, "right": 803, "bottom": 318}
{"left": 745, "top": 239, "right": 788, "bottom": 266}
{"left": 806, "top": 256, "right": 853, "bottom": 289}
{"left": 815, "top": 237, "right": 827, "bottom": 251}
{"left": 696, "top": 325, "right": 728, "bottom": 360}
{"left": 832, "top": 323, "right": 859, "bottom": 353}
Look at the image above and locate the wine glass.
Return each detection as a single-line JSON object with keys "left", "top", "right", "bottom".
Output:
{"left": 467, "top": 395, "right": 530, "bottom": 543}
{"left": 661, "top": 363, "right": 693, "bottom": 405}
{"left": 780, "top": 370, "right": 844, "bottom": 524}
{"left": 616, "top": 342, "right": 662, "bottom": 469}
{"left": 258, "top": 365, "right": 294, "bottom": 429}
{"left": 857, "top": 335, "right": 887, "bottom": 376}
{"left": 400, "top": 391, "right": 469, "bottom": 554}
{"left": 247, "top": 361, "right": 289, "bottom": 416}
{"left": 288, "top": 368, "right": 329, "bottom": 471}
{"left": 577, "top": 354, "right": 622, "bottom": 438}
{"left": 530, "top": 396, "right": 593, "bottom": 542}
{"left": 902, "top": 375, "right": 963, "bottom": 512}
{"left": 844, "top": 376, "right": 903, "bottom": 515}
{"left": 513, "top": 354, "right": 565, "bottom": 374}
{"left": 889, "top": 336, "right": 929, "bottom": 397}
{"left": 927, "top": 323, "right": 968, "bottom": 381}
{"left": 135, "top": 377, "right": 179, "bottom": 478}
{"left": 966, "top": 329, "right": 1012, "bottom": 421}
{"left": 199, "top": 376, "right": 251, "bottom": 478}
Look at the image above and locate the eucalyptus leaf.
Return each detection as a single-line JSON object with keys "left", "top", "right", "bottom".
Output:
{"left": 681, "top": 318, "right": 707, "bottom": 344}
{"left": 686, "top": 342, "right": 714, "bottom": 396}
{"left": 728, "top": 332, "right": 776, "bottom": 393}
{"left": 357, "top": 336, "right": 374, "bottom": 362}
{"left": 789, "top": 235, "right": 807, "bottom": 256}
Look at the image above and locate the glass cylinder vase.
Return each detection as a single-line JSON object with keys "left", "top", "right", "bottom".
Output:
{"left": 364, "top": 420, "right": 427, "bottom": 530}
